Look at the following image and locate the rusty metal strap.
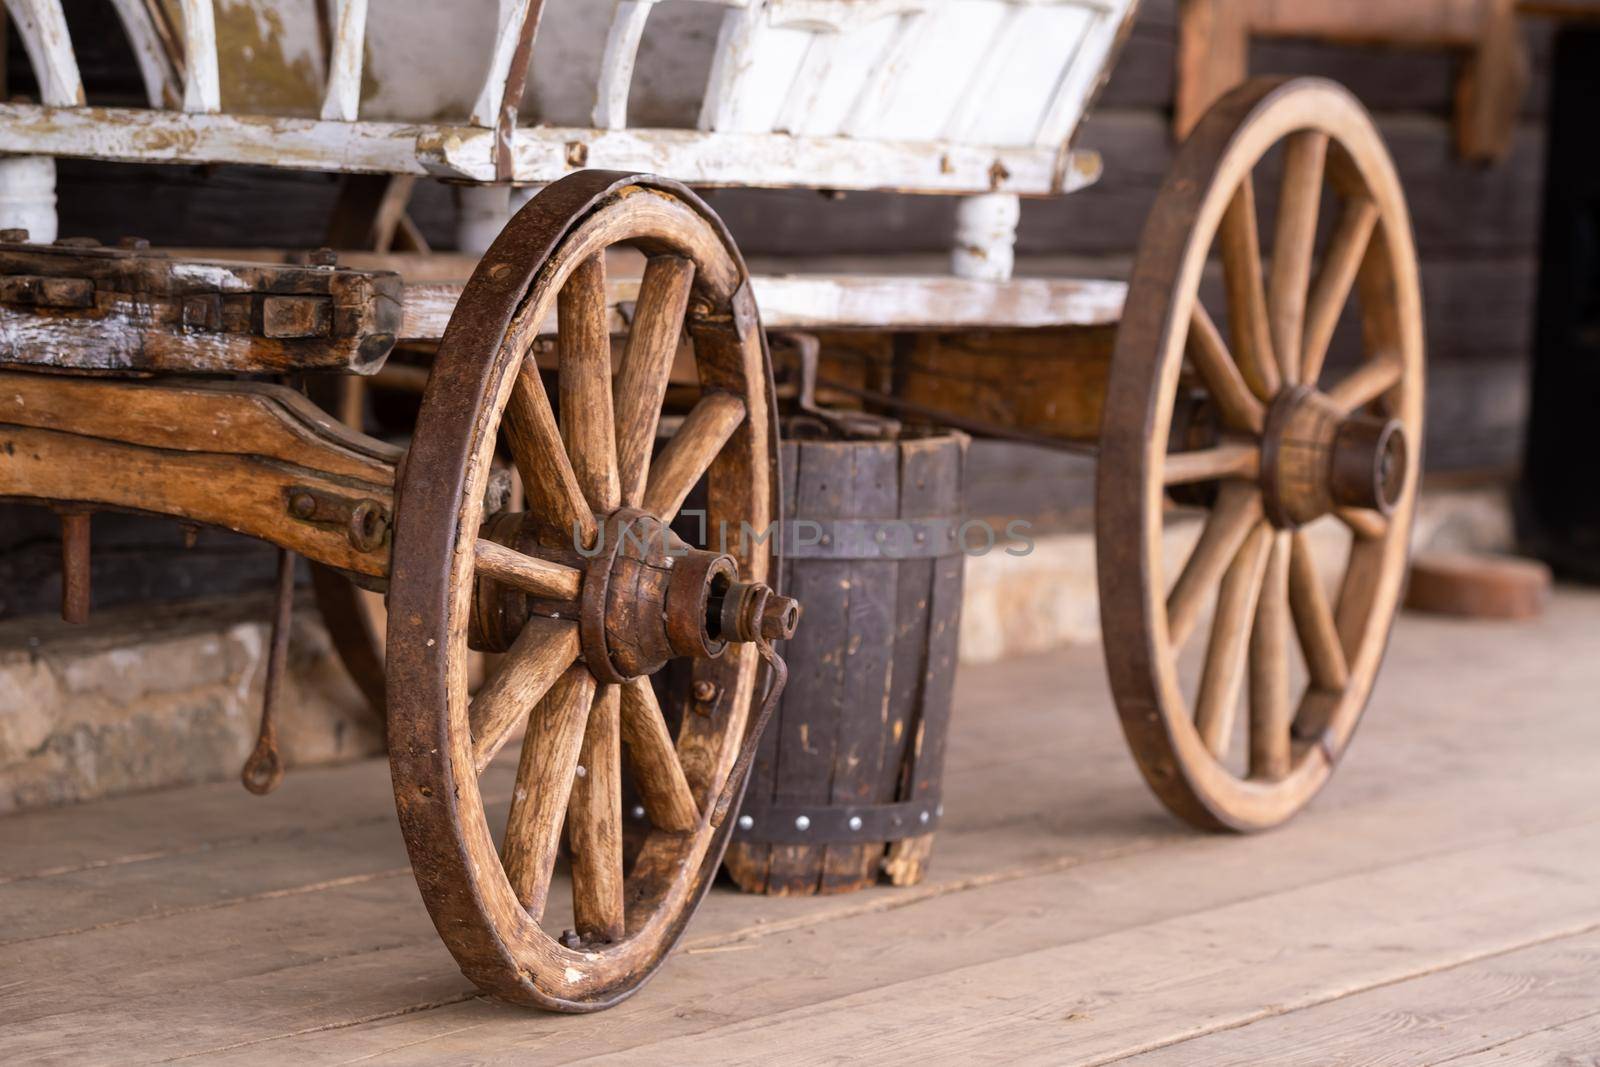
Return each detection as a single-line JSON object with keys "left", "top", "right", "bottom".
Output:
{"left": 734, "top": 797, "right": 943, "bottom": 845}
{"left": 783, "top": 518, "right": 967, "bottom": 561}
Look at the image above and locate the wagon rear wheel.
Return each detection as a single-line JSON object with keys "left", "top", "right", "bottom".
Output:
{"left": 1097, "top": 78, "right": 1424, "bottom": 832}
{"left": 386, "top": 172, "right": 780, "bottom": 1010}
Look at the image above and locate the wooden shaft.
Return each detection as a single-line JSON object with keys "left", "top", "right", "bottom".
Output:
{"left": 1248, "top": 532, "right": 1293, "bottom": 780}
{"left": 558, "top": 252, "right": 621, "bottom": 515}
{"left": 58, "top": 508, "right": 91, "bottom": 624}
{"left": 615, "top": 255, "right": 694, "bottom": 508}
{"left": 1219, "top": 180, "right": 1280, "bottom": 400}
{"left": 1167, "top": 482, "right": 1263, "bottom": 649}
{"left": 1163, "top": 441, "right": 1260, "bottom": 486}
{"left": 473, "top": 538, "right": 582, "bottom": 601}
{"left": 1327, "top": 358, "right": 1403, "bottom": 415}
{"left": 504, "top": 362, "right": 599, "bottom": 548}
{"left": 501, "top": 666, "right": 594, "bottom": 916}
{"left": 469, "top": 617, "right": 581, "bottom": 772}
{"left": 1195, "top": 522, "right": 1273, "bottom": 757}
{"left": 642, "top": 391, "right": 746, "bottom": 521}
{"left": 568, "top": 683, "right": 625, "bottom": 942}
{"left": 1303, "top": 197, "right": 1379, "bottom": 384}
{"left": 1188, "top": 303, "right": 1265, "bottom": 435}
{"left": 1267, "top": 130, "right": 1329, "bottom": 388}
{"left": 619, "top": 676, "right": 699, "bottom": 833}
{"left": 1289, "top": 530, "right": 1351, "bottom": 692}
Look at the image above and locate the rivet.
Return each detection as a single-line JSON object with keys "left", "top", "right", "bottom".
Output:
{"left": 693, "top": 680, "right": 718, "bottom": 702}
{"left": 919, "top": 810, "right": 930, "bottom": 824}
{"left": 873, "top": 529, "right": 887, "bottom": 544}
{"left": 631, "top": 805, "right": 646, "bottom": 820}
{"left": 737, "top": 814, "right": 754, "bottom": 831}
{"left": 575, "top": 765, "right": 587, "bottom": 778}
{"left": 848, "top": 815, "right": 862, "bottom": 831}
{"left": 794, "top": 814, "right": 811, "bottom": 831}
{"left": 290, "top": 492, "right": 317, "bottom": 518}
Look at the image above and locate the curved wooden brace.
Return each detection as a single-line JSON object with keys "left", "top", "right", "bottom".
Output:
{"left": 108, "top": 0, "right": 182, "bottom": 109}
{"left": 2, "top": 0, "right": 84, "bottom": 107}
{"left": 320, "top": 0, "right": 369, "bottom": 123}
{"left": 177, "top": 0, "right": 219, "bottom": 114}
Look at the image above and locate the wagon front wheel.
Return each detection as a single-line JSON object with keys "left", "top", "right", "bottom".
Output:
{"left": 1097, "top": 78, "right": 1424, "bottom": 832}
{"left": 385, "top": 172, "right": 785, "bottom": 1010}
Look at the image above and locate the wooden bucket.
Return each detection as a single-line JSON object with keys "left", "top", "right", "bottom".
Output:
{"left": 724, "top": 429, "right": 967, "bottom": 895}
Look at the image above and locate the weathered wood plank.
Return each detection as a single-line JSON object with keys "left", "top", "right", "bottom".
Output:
{"left": 1123, "top": 929, "right": 1600, "bottom": 1065}
{"left": 0, "top": 101, "right": 1101, "bottom": 194}
{"left": 4, "top": 593, "right": 1600, "bottom": 1060}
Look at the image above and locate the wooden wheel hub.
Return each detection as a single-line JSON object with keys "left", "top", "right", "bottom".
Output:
{"left": 1259, "top": 386, "right": 1408, "bottom": 529}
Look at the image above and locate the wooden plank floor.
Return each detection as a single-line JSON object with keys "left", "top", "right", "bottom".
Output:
{"left": 3, "top": 588, "right": 1599, "bottom": 1065}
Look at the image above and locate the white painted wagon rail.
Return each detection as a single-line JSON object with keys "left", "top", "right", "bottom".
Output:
{"left": 0, "top": 0, "right": 1137, "bottom": 266}
{"left": 0, "top": 101, "right": 1104, "bottom": 196}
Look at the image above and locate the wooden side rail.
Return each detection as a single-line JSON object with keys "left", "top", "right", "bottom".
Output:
{"left": 0, "top": 239, "right": 402, "bottom": 374}
{"left": 0, "top": 372, "right": 399, "bottom": 579}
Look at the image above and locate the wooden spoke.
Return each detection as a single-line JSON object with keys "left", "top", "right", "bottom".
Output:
{"left": 619, "top": 677, "right": 699, "bottom": 832}
{"left": 1338, "top": 506, "right": 1389, "bottom": 542}
{"left": 1167, "top": 481, "right": 1264, "bottom": 649}
{"left": 469, "top": 617, "right": 581, "bottom": 773}
{"left": 501, "top": 667, "right": 596, "bottom": 916}
{"left": 474, "top": 539, "right": 582, "bottom": 601}
{"left": 558, "top": 253, "right": 621, "bottom": 514}
{"left": 642, "top": 391, "right": 746, "bottom": 521}
{"left": 1302, "top": 196, "right": 1379, "bottom": 384}
{"left": 1163, "top": 441, "right": 1260, "bottom": 486}
{"left": 1248, "top": 532, "right": 1294, "bottom": 781}
{"left": 568, "top": 683, "right": 625, "bottom": 943}
{"left": 1336, "top": 537, "right": 1389, "bottom": 663}
{"left": 1219, "top": 179, "right": 1281, "bottom": 400}
{"left": 1187, "top": 303, "right": 1266, "bottom": 435}
{"left": 615, "top": 256, "right": 695, "bottom": 508}
{"left": 1289, "top": 530, "right": 1350, "bottom": 692}
{"left": 1326, "top": 357, "right": 1403, "bottom": 415}
{"left": 1194, "top": 522, "right": 1274, "bottom": 758}
{"left": 504, "top": 361, "right": 597, "bottom": 548}
{"left": 1267, "top": 130, "right": 1329, "bottom": 388}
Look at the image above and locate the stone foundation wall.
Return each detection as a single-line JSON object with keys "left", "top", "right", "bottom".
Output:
{"left": 0, "top": 596, "right": 382, "bottom": 814}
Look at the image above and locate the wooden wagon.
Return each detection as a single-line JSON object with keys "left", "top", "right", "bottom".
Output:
{"left": 0, "top": 0, "right": 1423, "bottom": 1010}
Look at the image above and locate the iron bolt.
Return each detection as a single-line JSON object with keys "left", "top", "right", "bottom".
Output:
{"left": 308, "top": 247, "right": 339, "bottom": 267}
{"left": 737, "top": 814, "right": 754, "bottom": 831}
{"left": 117, "top": 236, "right": 150, "bottom": 250}
{"left": 794, "top": 815, "right": 811, "bottom": 831}
{"left": 692, "top": 680, "right": 718, "bottom": 703}
{"left": 290, "top": 493, "right": 317, "bottom": 519}
{"left": 848, "top": 816, "right": 863, "bottom": 832}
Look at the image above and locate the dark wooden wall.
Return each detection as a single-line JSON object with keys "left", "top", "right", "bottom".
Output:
{"left": 0, "top": 1, "right": 1547, "bottom": 620}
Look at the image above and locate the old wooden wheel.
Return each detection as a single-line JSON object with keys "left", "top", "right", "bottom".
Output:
{"left": 1097, "top": 78, "right": 1424, "bottom": 833}
{"left": 386, "top": 172, "right": 784, "bottom": 1010}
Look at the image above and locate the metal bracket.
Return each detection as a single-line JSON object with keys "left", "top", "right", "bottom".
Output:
{"left": 285, "top": 485, "right": 390, "bottom": 552}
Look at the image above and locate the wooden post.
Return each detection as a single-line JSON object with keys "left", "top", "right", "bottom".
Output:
{"left": 0, "top": 155, "right": 57, "bottom": 243}
{"left": 57, "top": 506, "right": 90, "bottom": 624}
{"left": 951, "top": 192, "right": 1019, "bottom": 281}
